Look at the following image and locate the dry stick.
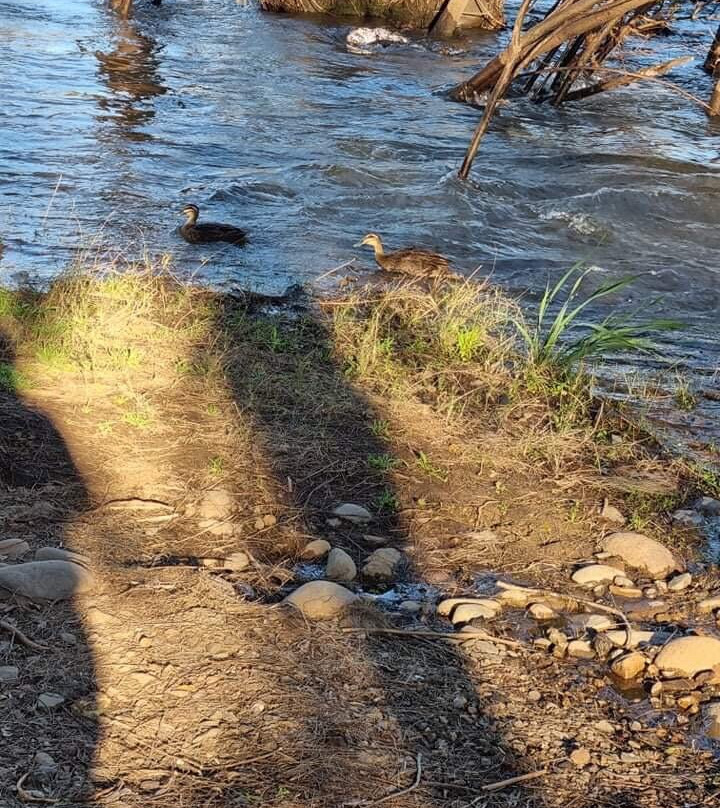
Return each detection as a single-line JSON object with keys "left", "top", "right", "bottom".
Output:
{"left": 342, "top": 753, "right": 422, "bottom": 807}
{"left": 562, "top": 55, "right": 692, "bottom": 101}
{"left": 458, "top": 0, "right": 534, "bottom": 179}
{"left": 15, "top": 771, "right": 58, "bottom": 805}
{"left": 342, "top": 626, "right": 523, "bottom": 648}
{"left": 0, "top": 619, "right": 49, "bottom": 651}
{"left": 481, "top": 768, "right": 550, "bottom": 792}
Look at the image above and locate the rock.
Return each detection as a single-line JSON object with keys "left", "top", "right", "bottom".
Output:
{"left": 601, "top": 502, "right": 626, "bottom": 525}
{"left": 605, "top": 629, "right": 659, "bottom": 648}
{"left": 611, "top": 652, "right": 647, "bottom": 680}
{"left": 613, "top": 575, "right": 636, "bottom": 588}
{"left": 37, "top": 693, "right": 65, "bottom": 709}
{"left": 703, "top": 702, "right": 720, "bottom": 740}
{"left": 35, "top": 546, "right": 91, "bottom": 567}
{"left": 602, "top": 532, "right": 678, "bottom": 579}
{"left": 643, "top": 586, "right": 658, "bottom": 598}
{"left": 595, "top": 720, "right": 615, "bottom": 734}
{"left": 583, "top": 614, "right": 615, "bottom": 632}
{"left": 568, "top": 640, "right": 595, "bottom": 659}
{"left": 326, "top": 518, "right": 342, "bottom": 528}
{"left": 655, "top": 636, "right": 720, "bottom": 677}
{"left": 528, "top": 602, "right": 557, "bottom": 620}
{"left": 452, "top": 694, "right": 468, "bottom": 709}
{"left": 326, "top": 548, "right": 357, "bottom": 582}
{"left": 301, "top": 539, "right": 331, "bottom": 560}
{"left": 0, "top": 666, "right": 19, "bottom": 682}
{"left": 223, "top": 551, "right": 251, "bottom": 571}
{"left": 609, "top": 584, "right": 643, "bottom": 599}
{"left": 198, "top": 489, "right": 234, "bottom": 520}
{"left": 33, "top": 752, "right": 57, "bottom": 773}
{"left": 672, "top": 509, "right": 704, "bottom": 529}
{"left": 698, "top": 596, "right": 720, "bottom": 615}
{"left": 695, "top": 497, "right": 720, "bottom": 517}
{"left": 667, "top": 572, "right": 692, "bottom": 592}
{"left": 496, "top": 586, "right": 534, "bottom": 607}
{"left": 437, "top": 598, "right": 501, "bottom": 618}
{"left": 399, "top": 600, "right": 421, "bottom": 614}
{"left": 570, "top": 748, "right": 591, "bottom": 767}
{"left": 451, "top": 602, "right": 498, "bottom": 624}
{"left": 0, "top": 560, "right": 95, "bottom": 601}
{"left": 625, "top": 600, "right": 667, "bottom": 621}
{"left": 332, "top": 503, "right": 372, "bottom": 524}
{"left": 572, "top": 564, "right": 626, "bottom": 586}
{"left": 0, "top": 538, "right": 30, "bottom": 559}
{"left": 362, "top": 548, "right": 402, "bottom": 582}
{"left": 528, "top": 689, "right": 542, "bottom": 702}
{"left": 284, "top": 581, "right": 357, "bottom": 619}
{"left": 363, "top": 534, "right": 388, "bottom": 546}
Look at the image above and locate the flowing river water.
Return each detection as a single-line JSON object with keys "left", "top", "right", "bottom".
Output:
{"left": 1, "top": 0, "right": 719, "bottom": 465}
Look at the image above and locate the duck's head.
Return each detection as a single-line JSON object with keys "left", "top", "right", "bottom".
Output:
{"left": 181, "top": 203, "right": 199, "bottom": 224}
{"left": 355, "top": 232, "right": 384, "bottom": 254}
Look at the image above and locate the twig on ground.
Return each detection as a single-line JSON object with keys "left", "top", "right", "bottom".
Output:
{"left": 16, "top": 772, "right": 59, "bottom": 804}
{"left": 342, "top": 626, "right": 523, "bottom": 648}
{"left": 0, "top": 619, "right": 49, "bottom": 651}
{"left": 342, "top": 753, "right": 422, "bottom": 807}
{"left": 478, "top": 767, "right": 549, "bottom": 795}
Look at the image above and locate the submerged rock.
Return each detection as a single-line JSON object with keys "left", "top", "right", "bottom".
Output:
{"left": 0, "top": 560, "right": 95, "bottom": 601}
{"left": 326, "top": 548, "right": 357, "bottom": 582}
{"left": 284, "top": 580, "right": 357, "bottom": 619}
{"left": 602, "top": 532, "right": 678, "bottom": 579}
{"left": 346, "top": 26, "right": 409, "bottom": 55}
{"left": 655, "top": 636, "right": 720, "bottom": 678}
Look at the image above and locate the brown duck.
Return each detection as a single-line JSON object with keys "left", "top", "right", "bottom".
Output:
{"left": 356, "top": 233, "right": 455, "bottom": 278}
{"left": 179, "top": 204, "right": 247, "bottom": 246}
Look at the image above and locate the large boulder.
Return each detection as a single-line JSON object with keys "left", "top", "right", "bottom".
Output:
{"left": 0, "top": 560, "right": 96, "bottom": 601}
{"left": 602, "top": 532, "right": 678, "bottom": 579}
{"left": 283, "top": 581, "right": 357, "bottom": 619}
{"left": 655, "top": 636, "right": 720, "bottom": 677}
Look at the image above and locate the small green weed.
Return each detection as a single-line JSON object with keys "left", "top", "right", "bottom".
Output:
{"left": 0, "top": 363, "right": 26, "bottom": 393}
{"left": 368, "top": 453, "right": 399, "bottom": 473}
{"left": 208, "top": 456, "right": 225, "bottom": 477}
{"left": 123, "top": 411, "right": 151, "bottom": 429}
{"left": 674, "top": 377, "right": 697, "bottom": 412}
{"left": 416, "top": 451, "right": 448, "bottom": 482}
{"left": 97, "top": 421, "right": 114, "bottom": 436}
{"left": 371, "top": 419, "right": 390, "bottom": 439}
{"left": 455, "top": 325, "right": 483, "bottom": 362}
{"left": 374, "top": 488, "right": 399, "bottom": 513}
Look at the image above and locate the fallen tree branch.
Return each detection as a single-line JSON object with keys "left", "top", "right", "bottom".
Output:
{"left": 0, "top": 619, "right": 49, "bottom": 651}
{"left": 16, "top": 772, "right": 59, "bottom": 805}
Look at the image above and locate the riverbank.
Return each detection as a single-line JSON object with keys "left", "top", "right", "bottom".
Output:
{"left": 1, "top": 257, "right": 719, "bottom": 807}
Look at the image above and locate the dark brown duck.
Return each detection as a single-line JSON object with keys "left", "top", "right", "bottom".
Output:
{"left": 179, "top": 204, "right": 247, "bottom": 246}
{"left": 356, "top": 233, "right": 455, "bottom": 278}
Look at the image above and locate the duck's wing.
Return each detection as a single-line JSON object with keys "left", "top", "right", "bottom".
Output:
{"left": 387, "top": 248, "right": 452, "bottom": 276}
{"left": 196, "top": 223, "right": 248, "bottom": 245}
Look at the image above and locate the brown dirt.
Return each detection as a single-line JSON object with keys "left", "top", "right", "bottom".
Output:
{"left": 1, "top": 285, "right": 718, "bottom": 808}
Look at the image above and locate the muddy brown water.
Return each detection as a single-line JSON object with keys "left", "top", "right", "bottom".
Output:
{"left": 1, "top": 0, "right": 719, "bottom": 464}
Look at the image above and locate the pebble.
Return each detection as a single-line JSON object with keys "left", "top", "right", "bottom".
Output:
{"left": 528, "top": 602, "right": 557, "bottom": 620}
{"left": 609, "top": 584, "right": 643, "bottom": 599}
{"left": 613, "top": 575, "right": 635, "bottom": 588}
{"left": 451, "top": 602, "right": 499, "bottom": 624}
{"left": 326, "top": 548, "right": 357, "bottom": 582}
{"left": 496, "top": 586, "right": 534, "bottom": 607}
{"left": 0, "top": 665, "right": 19, "bottom": 682}
{"left": 584, "top": 614, "right": 615, "bottom": 632}
{"left": 452, "top": 694, "right": 468, "bottom": 709}
{"left": 0, "top": 538, "right": 30, "bottom": 559}
{"left": 283, "top": 581, "right": 357, "bottom": 619}
{"left": 611, "top": 651, "right": 647, "bottom": 680}
{"left": 528, "top": 689, "right": 541, "bottom": 702}
{"left": 332, "top": 503, "right": 373, "bottom": 524}
{"left": 570, "top": 748, "right": 591, "bottom": 767}
{"left": 33, "top": 752, "right": 57, "bottom": 773}
{"left": 326, "top": 518, "right": 342, "bottom": 528}
{"left": 595, "top": 720, "right": 615, "bottom": 734}
{"left": 37, "top": 693, "right": 65, "bottom": 709}
{"left": 567, "top": 640, "right": 595, "bottom": 659}
{"left": 643, "top": 586, "right": 658, "bottom": 598}
{"left": 437, "top": 598, "right": 501, "bottom": 618}
{"left": 572, "top": 564, "right": 626, "bottom": 586}
{"left": 301, "top": 539, "right": 331, "bottom": 560}
{"left": 697, "top": 596, "right": 720, "bottom": 615}
{"left": 197, "top": 489, "right": 234, "bottom": 520}
{"left": 655, "top": 636, "right": 720, "bottom": 677}
{"left": 600, "top": 502, "right": 626, "bottom": 525}
{"left": 667, "top": 572, "right": 692, "bottom": 592}
{"left": 363, "top": 534, "right": 388, "bottom": 546}
{"left": 602, "top": 532, "right": 677, "bottom": 579}
{"left": 223, "top": 551, "right": 251, "bottom": 571}
{"left": 0, "top": 560, "right": 96, "bottom": 601}
{"left": 625, "top": 600, "right": 667, "bottom": 621}
{"left": 362, "top": 548, "right": 403, "bottom": 582}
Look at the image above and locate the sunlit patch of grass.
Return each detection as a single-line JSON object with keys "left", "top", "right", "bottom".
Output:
{"left": 674, "top": 375, "right": 697, "bottom": 412}
{"left": 97, "top": 421, "right": 114, "bottom": 436}
{"left": 34, "top": 344, "right": 75, "bottom": 371}
{"left": 415, "top": 450, "right": 448, "bottom": 482}
{"left": 123, "top": 410, "right": 152, "bottom": 429}
{"left": 208, "top": 456, "right": 225, "bottom": 477}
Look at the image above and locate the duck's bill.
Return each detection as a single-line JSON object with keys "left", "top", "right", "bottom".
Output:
{"left": 353, "top": 240, "right": 365, "bottom": 247}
